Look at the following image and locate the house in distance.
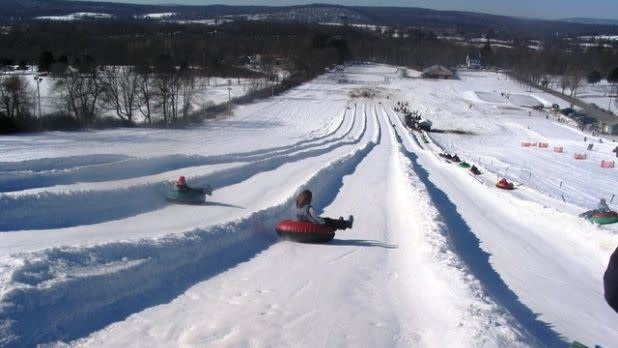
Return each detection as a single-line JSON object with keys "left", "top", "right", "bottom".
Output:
{"left": 466, "top": 53, "right": 481, "bottom": 69}
{"left": 421, "top": 65, "right": 455, "bottom": 79}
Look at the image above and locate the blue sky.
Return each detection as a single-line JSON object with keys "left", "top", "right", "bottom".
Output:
{"left": 76, "top": 0, "right": 618, "bottom": 20}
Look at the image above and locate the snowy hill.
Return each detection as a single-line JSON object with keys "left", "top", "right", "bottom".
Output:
{"left": 1, "top": 65, "right": 617, "bottom": 347}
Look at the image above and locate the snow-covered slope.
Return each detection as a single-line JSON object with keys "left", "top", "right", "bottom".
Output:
{"left": 1, "top": 65, "right": 617, "bottom": 347}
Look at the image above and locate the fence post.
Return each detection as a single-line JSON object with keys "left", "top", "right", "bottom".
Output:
{"left": 611, "top": 194, "right": 615, "bottom": 203}
{"left": 561, "top": 195, "right": 566, "bottom": 202}
{"left": 559, "top": 181, "right": 563, "bottom": 189}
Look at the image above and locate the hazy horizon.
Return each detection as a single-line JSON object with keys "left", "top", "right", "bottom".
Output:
{"left": 72, "top": 0, "right": 618, "bottom": 21}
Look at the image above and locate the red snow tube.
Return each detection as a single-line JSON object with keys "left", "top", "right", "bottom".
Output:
{"left": 275, "top": 219, "right": 336, "bottom": 243}
{"left": 496, "top": 180, "right": 514, "bottom": 190}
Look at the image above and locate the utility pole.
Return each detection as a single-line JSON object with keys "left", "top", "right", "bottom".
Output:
{"left": 34, "top": 76, "right": 43, "bottom": 118}
{"left": 609, "top": 83, "right": 615, "bottom": 113}
{"left": 227, "top": 87, "right": 232, "bottom": 116}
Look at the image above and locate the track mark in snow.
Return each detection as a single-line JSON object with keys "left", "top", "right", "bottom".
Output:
{"left": 0, "top": 112, "right": 380, "bottom": 346}
{"left": 0, "top": 154, "right": 132, "bottom": 173}
{"left": 0, "top": 106, "right": 351, "bottom": 194}
{"left": 0, "top": 106, "right": 367, "bottom": 231}
{"left": 180, "top": 324, "right": 235, "bottom": 346}
{"left": 327, "top": 248, "right": 361, "bottom": 264}
{"left": 386, "top": 106, "right": 566, "bottom": 346}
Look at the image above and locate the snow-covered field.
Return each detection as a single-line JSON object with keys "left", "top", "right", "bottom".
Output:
{"left": 1, "top": 65, "right": 617, "bottom": 347}
{"left": 35, "top": 13, "right": 114, "bottom": 21}
{"left": 548, "top": 79, "right": 617, "bottom": 113}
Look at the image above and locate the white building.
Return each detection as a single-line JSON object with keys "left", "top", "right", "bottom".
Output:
{"left": 466, "top": 53, "right": 481, "bottom": 69}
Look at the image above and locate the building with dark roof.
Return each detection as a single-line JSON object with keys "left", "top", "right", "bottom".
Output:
{"left": 421, "top": 65, "right": 454, "bottom": 79}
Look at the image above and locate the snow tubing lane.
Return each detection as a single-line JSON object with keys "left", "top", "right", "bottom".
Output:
{"left": 166, "top": 189, "right": 205, "bottom": 204}
{"left": 590, "top": 211, "right": 618, "bottom": 225}
{"left": 496, "top": 181, "right": 515, "bottom": 190}
{"left": 275, "top": 219, "right": 336, "bottom": 243}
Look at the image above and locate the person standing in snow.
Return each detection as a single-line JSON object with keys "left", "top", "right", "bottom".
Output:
{"left": 604, "top": 245, "right": 618, "bottom": 314}
{"left": 295, "top": 189, "right": 353, "bottom": 230}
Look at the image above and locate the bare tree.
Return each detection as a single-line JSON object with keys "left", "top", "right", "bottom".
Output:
{"left": 54, "top": 67, "right": 103, "bottom": 125}
{"left": 568, "top": 74, "right": 582, "bottom": 97}
{"left": 248, "top": 76, "right": 265, "bottom": 95}
{"left": 100, "top": 66, "right": 139, "bottom": 122}
{"left": 136, "top": 69, "right": 154, "bottom": 125}
{"left": 179, "top": 68, "right": 198, "bottom": 119}
{"left": 0, "top": 75, "right": 34, "bottom": 118}
{"left": 559, "top": 73, "right": 570, "bottom": 95}
{"left": 153, "top": 71, "right": 173, "bottom": 125}
{"left": 168, "top": 72, "right": 181, "bottom": 122}
{"left": 567, "top": 68, "right": 585, "bottom": 97}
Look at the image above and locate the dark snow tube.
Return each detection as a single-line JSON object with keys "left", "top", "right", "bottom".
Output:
{"left": 275, "top": 219, "right": 336, "bottom": 243}
{"left": 590, "top": 211, "right": 618, "bottom": 225}
{"left": 166, "top": 188, "right": 205, "bottom": 204}
{"left": 496, "top": 181, "right": 514, "bottom": 190}
{"left": 603, "top": 246, "right": 618, "bottom": 314}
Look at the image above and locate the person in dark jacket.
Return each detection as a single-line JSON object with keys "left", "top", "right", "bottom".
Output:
{"left": 173, "top": 176, "right": 212, "bottom": 195}
{"left": 295, "top": 189, "right": 353, "bottom": 230}
{"left": 579, "top": 198, "right": 611, "bottom": 218}
{"left": 469, "top": 165, "right": 481, "bottom": 175}
{"left": 604, "top": 245, "right": 618, "bottom": 313}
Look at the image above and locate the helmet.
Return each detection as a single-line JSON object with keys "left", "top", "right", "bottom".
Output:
{"left": 177, "top": 176, "right": 186, "bottom": 185}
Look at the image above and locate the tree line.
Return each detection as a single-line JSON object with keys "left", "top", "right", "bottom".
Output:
{"left": 1, "top": 19, "right": 617, "bottom": 133}
{"left": 0, "top": 20, "right": 347, "bottom": 132}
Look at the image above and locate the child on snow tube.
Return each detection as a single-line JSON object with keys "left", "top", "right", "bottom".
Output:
{"left": 295, "top": 189, "right": 353, "bottom": 230}
{"left": 174, "top": 175, "right": 213, "bottom": 195}
{"left": 579, "top": 198, "right": 611, "bottom": 219}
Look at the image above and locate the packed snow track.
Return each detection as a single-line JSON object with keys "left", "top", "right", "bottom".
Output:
{"left": 1, "top": 65, "right": 617, "bottom": 347}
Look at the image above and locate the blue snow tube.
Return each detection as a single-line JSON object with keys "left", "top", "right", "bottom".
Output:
{"left": 166, "top": 188, "right": 205, "bottom": 204}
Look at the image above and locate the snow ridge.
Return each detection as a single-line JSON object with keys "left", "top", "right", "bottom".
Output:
{"left": 386, "top": 106, "right": 566, "bottom": 346}
{"left": 0, "top": 105, "right": 380, "bottom": 347}
{"left": 0, "top": 106, "right": 366, "bottom": 231}
{"left": 0, "top": 109, "right": 349, "bottom": 194}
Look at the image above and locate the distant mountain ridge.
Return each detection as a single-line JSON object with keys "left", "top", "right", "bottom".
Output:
{"left": 0, "top": 0, "right": 617, "bottom": 37}
{"left": 563, "top": 17, "right": 618, "bottom": 26}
